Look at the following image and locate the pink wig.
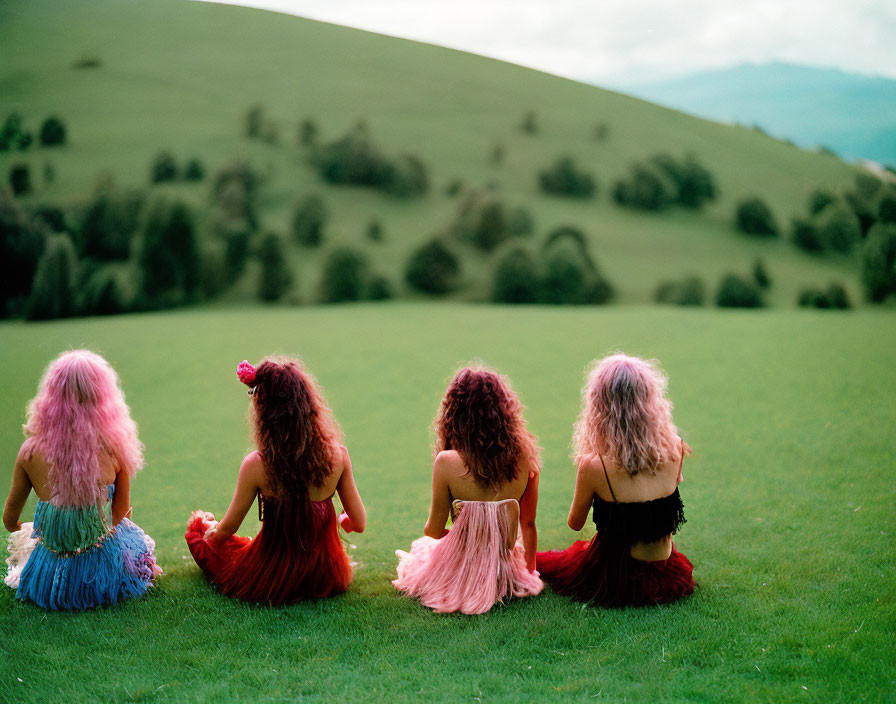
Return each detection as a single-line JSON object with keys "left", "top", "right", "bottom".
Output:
{"left": 22, "top": 350, "right": 144, "bottom": 507}
{"left": 573, "top": 354, "right": 689, "bottom": 476}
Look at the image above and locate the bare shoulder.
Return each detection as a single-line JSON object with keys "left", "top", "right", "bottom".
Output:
{"left": 239, "top": 451, "right": 265, "bottom": 480}
{"left": 433, "top": 449, "right": 464, "bottom": 476}
{"left": 577, "top": 454, "right": 604, "bottom": 480}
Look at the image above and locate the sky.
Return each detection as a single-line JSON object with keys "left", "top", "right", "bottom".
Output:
{"left": 195, "top": 0, "right": 896, "bottom": 86}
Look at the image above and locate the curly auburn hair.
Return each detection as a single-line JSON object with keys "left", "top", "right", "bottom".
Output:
{"left": 434, "top": 366, "right": 541, "bottom": 489}
{"left": 249, "top": 356, "right": 343, "bottom": 500}
{"left": 573, "top": 354, "right": 690, "bottom": 476}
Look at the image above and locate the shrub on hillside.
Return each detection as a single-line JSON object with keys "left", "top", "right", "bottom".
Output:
{"left": 211, "top": 160, "right": 260, "bottom": 229}
{"left": 716, "top": 274, "right": 763, "bottom": 308}
{"left": 26, "top": 234, "right": 78, "bottom": 320}
{"left": 39, "top": 116, "right": 67, "bottom": 147}
{"left": 1, "top": 189, "right": 48, "bottom": 317}
{"left": 506, "top": 206, "right": 534, "bottom": 237}
{"left": 184, "top": 158, "right": 205, "bottom": 181}
{"left": 366, "top": 219, "right": 384, "bottom": 243}
{"left": 861, "top": 223, "right": 896, "bottom": 302}
{"left": 319, "top": 246, "right": 368, "bottom": 303}
{"left": 521, "top": 111, "right": 538, "bottom": 135}
{"left": 843, "top": 191, "right": 876, "bottom": 237}
{"left": 735, "top": 198, "right": 778, "bottom": 237}
{"left": 33, "top": 205, "right": 66, "bottom": 233}
{"left": 540, "top": 243, "right": 589, "bottom": 304}
{"left": 650, "top": 153, "right": 717, "bottom": 208}
{"left": 445, "top": 178, "right": 464, "bottom": 197}
{"left": 879, "top": 193, "right": 896, "bottom": 224}
{"left": 541, "top": 226, "right": 613, "bottom": 304}
{"left": 365, "top": 274, "right": 392, "bottom": 300}
{"left": 808, "top": 189, "right": 836, "bottom": 216}
{"left": 223, "top": 226, "right": 251, "bottom": 283}
{"left": 150, "top": 150, "right": 178, "bottom": 183}
{"left": 654, "top": 275, "right": 705, "bottom": 306}
{"left": 9, "top": 164, "right": 31, "bottom": 196}
{"left": 539, "top": 156, "right": 596, "bottom": 198}
{"left": 382, "top": 154, "right": 428, "bottom": 197}
{"left": 797, "top": 283, "right": 851, "bottom": 310}
{"left": 0, "top": 113, "right": 32, "bottom": 151}
{"left": 791, "top": 217, "right": 823, "bottom": 253}
{"left": 819, "top": 204, "right": 860, "bottom": 253}
{"left": 198, "top": 241, "right": 229, "bottom": 299}
{"left": 257, "top": 233, "right": 292, "bottom": 302}
{"left": 752, "top": 258, "right": 771, "bottom": 289}
{"left": 79, "top": 183, "right": 145, "bottom": 261}
{"left": 492, "top": 245, "right": 539, "bottom": 304}
{"left": 137, "top": 197, "right": 200, "bottom": 308}
{"left": 245, "top": 103, "right": 266, "bottom": 139}
{"left": 405, "top": 238, "right": 460, "bottom": 295}
{"left": 291, "top": 194, "right": 327, "bottom": 247}
{"left": 78, "top": 265, "right": 131, "bottom": 316}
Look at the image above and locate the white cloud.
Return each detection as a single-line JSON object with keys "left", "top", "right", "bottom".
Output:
{"left": 195, "top": 0, "right": 896, "bottom": 84}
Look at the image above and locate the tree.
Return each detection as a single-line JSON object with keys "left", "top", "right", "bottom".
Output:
{"left": 808, "top": 189, "right": 835, "bottom": 216}
{"left": 257, "top": 232, "right": 293, "bottom": 302}
{"left": 405, "top": 239, "right": 460, "bottom": 295}
{"left": 539, "top": 156, "right": 596, "bottom": 198}
{"left": 791, "top": 217, "right": 823, "bottom": 253}
{"left": 78, "top": 265, "right": 131, "bottom": 316}
{"left": 150, "top": 150, "right": 178, "bottom": 183}
{"left": 319, "top": 246, "right": 367, "bottom": 302}
{"left": 540, "top": 243, "right": 589, "bottom": 304}
{"left": 291, "top": 194, "right": 327, "bottom": 247}
{"left": 492, "top": 245, "right": 539, "bottom": 303}
{"left": 184, "top": 158, "right": 205, "bottom": 181}
{"left": 521, "top": 111, "right": 538, "bottom": 135}
{"left": 9, "top": 164, "right": 31, "bottom": 196}
{"left": 654, "top": 275, "right": 705, "bottom": 306}
{"left": 752, "top": 258, "right": 771, "bottom": 289}
{"left": 819, "top": 204, "right": 860, "bottom": 253}
{"left": 79, "top": 182, "right": 144, "bottom": 261}
{"left": 137, "top": 197, "right": 200, "bottom": 307}
{"left": 26, "top": 234, "right": 78, "bottom": 320}
{"left": 211, "top": 160, "right": 260, "bottom": 229}
{"left": 716, "top": 274, "right": 763, "bottom": 308}
{"left": 383, "top": 154, "right": 428, "bottom": 197}
{"left": 39, "top": 116, "right": 67, "bottom": 146}
{"left": 861, "top": 223, "right": 896, "bottom": 302}
{"left": 1, "top": 188, "right": 47, "bottom": 316}
{"left": 735, "top": 198, "right": 778, "bottom": 237}
{"left": 245, "top": 103, "right": 265, "bottom": 139}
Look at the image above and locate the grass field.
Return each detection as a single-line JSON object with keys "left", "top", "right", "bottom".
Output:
{"left": 0, "top": 0, "right": 866, "bottom": 305}
{"left": 1, "top": 304, "right": 894, "bottom": 702}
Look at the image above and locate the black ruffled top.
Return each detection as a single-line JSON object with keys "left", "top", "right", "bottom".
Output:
{"left": 592, "top": 489, "right": 686, "bottom": 546}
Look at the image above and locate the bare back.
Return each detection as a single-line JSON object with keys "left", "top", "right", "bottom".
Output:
{"left": 24, "top": 448, "right": 118, "bottom": 502}
{"left": 441, "top": 450, "right": 531, "bottom": 503}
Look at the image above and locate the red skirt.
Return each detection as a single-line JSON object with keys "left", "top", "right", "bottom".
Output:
{"left": 537, "top": 537, "right": 694, "bottom": 608}
{"left": 185, "top": 498, "right": 352, "bottom": 604}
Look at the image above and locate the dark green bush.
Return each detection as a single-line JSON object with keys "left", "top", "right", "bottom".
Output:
{"left": 539, "top": 156, "right": 596, "bottom": 198}
{"left": 313, "top": 131, "right": 388, "bottom": 186}
{"left": 492, "top": 245, "right": 539, "bottom": 303}
{"left": 26, "top": 234, "right": 78, "bottom": 320}
{"left": 257, "top": 232, "right": 293, "bottom": 302}
{"left": 541, "top": 243, "right": 589, "bottom": 304}
{"left": 79, "top": 183, "right": 144, "bottom": 261}
{"left": 843, "top": 190, "right": 876, "bottom": 237}
{"left": 405, "top": 238, "right": 460, "bottom": 295}
{"left": 184, "top": 158, "right": 205, "bottom": 181}
{"left": 9, "top": 164, "right": 31, "bottom": 196}
{"left": 753, "top": 258, "right": 771, "bottom": 289}
{"left": 861, "top": 223, "right": 896, "bottom": 302}
{"left": 540, "top": 226, "right": 613, "bottom": 304}
{"left": 137, "top": 197, "right": 200, "bottom": 308}
{"left": 383, "top": 154, "right": 428, "bottom": 197}
{"left": 1, "top": 188, "right": 47, "bottom": 316}
{"left": 366, "top": 220, "right": 383, "bottom": 242}
{"left": 150, "top": 150, "right": 178, "bottom": 183}
{"left": 797, "top": 283, "right": 851, "bottom": 310}
{"left": 819, "top": 204, "right": 860, "bottom": 253}
{"left": 223, "top": 226, "right": 251, "bottom": 283}
{"left": 808, "top": 189, "right": 835, "bottom": 216}
{"left": 78, "top": 265, "right": 131, "bottom": 316}
{"left": 198, "top": 241, "right": 229, "bottom": 299}
{"left": 735, "top": 198, "right": 778, "bottom": 237}
{"left": 319, "top": 246, "right": 367, "bottom": 303}
{"left": 211, "top": 160, "right": 260, "bottom": 229}
{"left": 0, "top": 113, "right": 31, "bottom": 151}
{"left": 716, "top": 274, "right": 763, "bottom": 308}
{"left": 39, "top": 117, "right": 66, "bottom": 147}
{"left": 452, "top": 190, "right": 508, "bottom": 251}
{"left": 612, "top": 164, "right": 672, "bottom": 211}
{"left": 650, "top": 153, "right": 717, "bottom": 208}
{"left": 365, "top": 274, "right": 392, "bottom": 300}
{"left": 291, "top": 194, "right": 327, "bottom": 247}
{"left": 654, "top": 275, "right": 705, "bottom": 306}
{"left": 34, "top": 205, "right": 66, "bottom": 233}
{"left": 506, "top": 207, "right": 534, "bottom": 237}
{"left": 791, "top": 217, "right": 824, "bottom": 253}
{"left": 879, "top": 193, "right": 896, "bottom": 224}
{"left": 521, "top": 111, "right": 538, "bottom": 135}
{"left": 245, "top": 103, "right": 266, "bottom": 139}
{"left": 445, "top": 178, "right": 464, "bottom": 197}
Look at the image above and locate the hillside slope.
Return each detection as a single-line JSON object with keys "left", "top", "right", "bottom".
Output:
{"left": 0, "top": 0, "right": 865, "bottom": 305}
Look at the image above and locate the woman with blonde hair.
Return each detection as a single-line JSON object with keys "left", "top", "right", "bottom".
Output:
{"left": 537, "top": 354, "right": 695, "bottom": 607}
{"left": 3, "top": 350, "right": 161, "bottom": 610}
{"left": 393, "top": 366, "right": 543, "bottom": 614}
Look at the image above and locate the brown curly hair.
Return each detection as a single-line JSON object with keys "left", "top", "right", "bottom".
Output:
{"left": 250, "top": 356, "right": 343, "bottom": 500}
{"left": 434, "top": 366, "right": 541, "bottom": 489}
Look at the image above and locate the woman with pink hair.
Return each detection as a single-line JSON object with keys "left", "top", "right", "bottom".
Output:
{"left": 3, "top": 350, "right": 161, "bottom": 610}
{"left": 393, "top": 366, "right": 543, "bottom": 614}
{"left": 537, "top": 354, "right": 695, "bottom": 607}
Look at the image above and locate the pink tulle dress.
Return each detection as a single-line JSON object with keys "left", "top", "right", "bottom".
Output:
{"left": 393, "top": 498, "right": 543, "bottom": 615}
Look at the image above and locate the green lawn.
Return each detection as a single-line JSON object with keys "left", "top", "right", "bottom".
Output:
{"left": 1, "top": 304, "right": 893, "bottom": 702}
{"left": 0, "top": 0, "right": 864, "bottom": 306}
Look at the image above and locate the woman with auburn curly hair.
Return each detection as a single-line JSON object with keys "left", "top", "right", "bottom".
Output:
{"left": 393, "top": 366, "right": 543, "bottom": 614}
{"left": 185, "top": 356, "right": 366, "bottom": 604}
{"left": 537, "top": 353, "right": 695, "bottom": 607}
{"left": 3, "top": 350, "right": 161, "bottom": 610}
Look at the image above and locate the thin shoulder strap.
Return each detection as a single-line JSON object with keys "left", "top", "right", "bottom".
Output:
{"left": 597, "top": 453, "right": 617, "bottom": 503}
{"left": 677, "top": 438, "right": 684, "bottom": 484}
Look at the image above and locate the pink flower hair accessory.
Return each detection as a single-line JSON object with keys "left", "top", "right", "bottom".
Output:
{"left": 237, "top": 360, "right": 256, "bottom": 387}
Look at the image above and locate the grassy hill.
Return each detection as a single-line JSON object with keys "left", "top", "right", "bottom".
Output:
{"left": 0, "top": 0, "right": 869, "bottom": 306}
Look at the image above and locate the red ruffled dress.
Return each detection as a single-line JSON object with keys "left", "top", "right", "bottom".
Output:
{"left": 185, "top": 493, "right": 352, "bottom": 604}
{"left": 537, "top": 456, "right": 694, "bottom": 608}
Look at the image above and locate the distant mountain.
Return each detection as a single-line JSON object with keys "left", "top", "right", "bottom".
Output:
{"left": 618, "top": 62, "right": 896, "bottom": 165}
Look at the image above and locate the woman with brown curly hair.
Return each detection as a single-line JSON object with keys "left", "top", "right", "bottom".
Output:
{"left": 185, "top": 357, "right": 366, "bottom": 604}
{"left": 393, "top": 366, "right": 543, "bottom": 614}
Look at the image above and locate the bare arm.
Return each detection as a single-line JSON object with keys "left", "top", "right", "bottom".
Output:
{"left": 518, "top": 470, "right": 539, "bottom": 572}
{"left": 205, "top": 453, "right": 263, "bottom": 547}
{"left": 567, "top": 458, "right": 596, "bottom": 531}
{"left": 423, "top": 453, "right": 452, "bottom": 539}
{"left": 336, "top": 446, "right": 366, "bottom": 534}
{"left": 111, "top": 468, "right": 132, "bottom": 525}
{"left": 3, "top": 446, "right": 32, "bottom": 532}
